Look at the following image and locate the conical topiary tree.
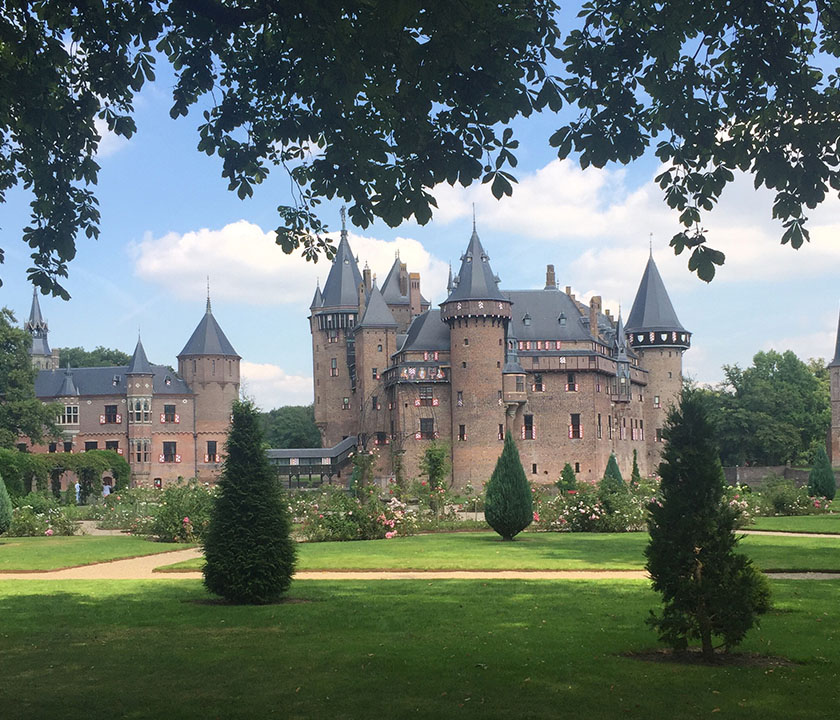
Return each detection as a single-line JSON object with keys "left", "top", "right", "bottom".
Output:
{"left": 484, "top": 431, "right": 533, "bottom": 540}
{"left": 631, "top": 449, "right": 641, "bottom": 488}
{"left": 600, "top": 453, "right": 626, "bottom": 495}
{"left": 0, "top": 473, "right": 12, "bottom": 535}
{"left": 556, "top": 462, "right": 577, "bottom": 491}
{"left": 646, "top": 388, "right": 770, "bottom": 661}
{"left": 203, "top": 400, "right": 297, "bottom": 604}
{"left": 808, "top": 445, "right": 836, "bottom": 500}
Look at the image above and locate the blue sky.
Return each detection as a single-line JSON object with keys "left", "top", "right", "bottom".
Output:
{"left": 2, "top": 56, "right": 839, "bottom": 410}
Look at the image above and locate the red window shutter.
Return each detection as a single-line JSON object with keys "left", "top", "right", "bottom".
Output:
{"left": 175, "top": 454, "right": 181, "bottom": 463}
{"left": 117, "top": 448, "right": 123, "bottom": 455}
{"left": 432, "top": 398, "right": 439, "bottom": 407}
{"left": 568, "top": 426, "right": 573, "bottom": 439}
{"left": 99, "top": 415, "right": 106, "bottom": 424}
{"left": 521, "top": 426, "right": 526, "bottom": 439}
{"left": 159, "top": 454, "right": 165, "bottom": 463}
{"left": 174, "top": 414, "right": 180, "bottom": 424}
{"left": 203, "top": 454, "right": 209, "bottom": 463}
{"left": 160, "top": 413, "right": 166, "bottom": 423}
{"left": 414, "top": 398, "right": 421, "bottom": 407}
{"left": 414, "top": 432, "right": 421, "bottom": 440}
{"left": 116, "top": 414, "right": 122, "bottom": 423}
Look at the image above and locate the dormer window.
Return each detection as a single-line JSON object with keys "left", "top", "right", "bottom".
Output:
{"left": 558, "top": 313, "right": 566, "bottom": 326}
{"left": 112, "top": 375, "right": 121, "bottom": 386}
{"left": 523, "top": 313, "right": 531, "bottom": 326}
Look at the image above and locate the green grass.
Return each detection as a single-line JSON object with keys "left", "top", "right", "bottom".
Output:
{"left": 159, "top": 530, "right": 840, "bottom": 573}
{"left": 0, "top": 578, "right": 838, "bottom": 719}
{"left": 0, "top": 536, "right": 195, "bottom": 571}
{"left": 751, "top": 514, "right": 840, "bottom": 534}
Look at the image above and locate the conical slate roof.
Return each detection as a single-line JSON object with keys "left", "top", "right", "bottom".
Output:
{"left": 445, "top": 228, "right": 505, "bottom": 303}
{"left": 178, "top": 303, "right": 239, "bottom": 358}
{"left": 126, "top": 338, "right": 154, "bottom": 374}
{"left": 310, "top": 282, "right": 323, "bottom": 310}
{"left": 625, "top": 255, "right": 685, "bottom": 333}
{"left": 615, "top": 312, "right": 629, "bottom": 362}
{"left": 25, "top": 287, "right": 46, "bottom": 331}
{"left": 357, "top": 284, "right": 398, "bottom": 329}
{"left": 320, "top": 233, "right": 363, "bottom": 308}
{"left": 25, "top": 287, "right": 52, "bottom": 356}
{"left": 380, "top": 257, "right": 407, "bottom": 304}
{"left": 58, "top": 366, "right": 79, "bottom": 396}
{"left": 829, "top": 307, "right": 840, "bottom": 368}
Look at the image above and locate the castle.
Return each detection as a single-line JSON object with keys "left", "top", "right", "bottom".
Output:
{"left": 21, "top": 290, "right": 240, "bottom": 486}
{"left": 311, "top": 221, "right": 691, "bottom": 488}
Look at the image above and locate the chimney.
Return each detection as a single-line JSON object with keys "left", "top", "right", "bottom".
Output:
{"left": 358, "top": 282, "right": 367, "bottom": 318}
{"left": 409, "top": 272, "right": 422, "bottom": 318}
{"left": 565, "top": 285, "right": 571, "bottom": 295}
{"left": 589, "top": 295, "right": 602, "bottom": 339}
{"left": 363, "top": 265, "right": 372, "bottom": 292}
{"left": 545, "top": 265, "right": 556, "bottom": 290}
{"left": 399, "top": 262, "right": 408, "bottom": 297}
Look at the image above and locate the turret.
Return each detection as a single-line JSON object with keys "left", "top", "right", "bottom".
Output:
{"left": 25, "top": 288, "right": 58, "bottom": 370}
{"left": 126, "top": 337, "right": 155, "bottom": 484}
{"left": 441, "top": 225, "right": 511, "bottom": 489}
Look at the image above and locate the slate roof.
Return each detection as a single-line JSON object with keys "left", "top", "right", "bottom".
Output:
{"left": 379, "top": 256, "right": 430, "bottom": 307}
{"left": 25, "top": 288, "right": 51, "bottom": 356}
{"left": 357, "top": 284, "right": 398, "bottom": 329}
{"left": 625, "top": 255, "right": 686, "bottom": 333}
{"left": 178, "top": 307, "right": 239, "bottom": 358}
{"left": 397, "top": 310, "right": 450, "bottom": 353}
{"left": 320, "top": 233, "right": 363, "bottom": 308}
{"left": 266, "top": 436, "right": 355, "bottom": 460}
{"left": 310, "top": 283, "right": 323, "bottom": 310}
{"left": 830, "top": 308, "right": 840, "bottom": 368}
{"left": 502, "top": 290, "right": 593, "bottom": 342}
{"left": 36, "top": 364, "right": 192, "bottom": 398}
{"left": 126, "top": 338, "right": 154, "bottom": 374}
{"left": 445, "top": 229, "right": 506, "bottom": 303}
{"left": 57, "top": 367, "right": 79, "bottom": 397}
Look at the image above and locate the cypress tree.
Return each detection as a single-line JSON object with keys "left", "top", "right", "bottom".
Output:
{"left": 646, "top": 388, "right": 770, "bottom": 661}
{"left": 631, "top": 449, "right": 641, "bottom": 488}
{"left": 556, "top": 462, "right": 577, "bottom": 491}
{"left": 600, "top": 453, "right": 626, "bottom": 495}
{"left": 808, "top": 445, "right": 836, "bottom": 500}
{"left": 203, "top": 400, "right": 297, "bottom": 604}
{"left": 0, "top": 473, "right": 12, "bottom": 535}
{"left": 485, "top": 431, "right": 533, "bottom": 540}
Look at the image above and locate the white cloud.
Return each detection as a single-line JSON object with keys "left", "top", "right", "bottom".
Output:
{"left": 131, "top": 220, "right": 450, "bottom": 307}
{"left": 240, "top": 361, "right": 313, "bottom": 410}
{"left": 94, "top": 117, "right": 129, "bottom": 158}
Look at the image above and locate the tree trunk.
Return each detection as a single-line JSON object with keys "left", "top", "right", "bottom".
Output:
{"left": 694, "top": 554, "right": 714, "bottom": 661}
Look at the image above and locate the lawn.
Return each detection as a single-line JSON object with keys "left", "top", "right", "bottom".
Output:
{"left": 157, "top": 530, "right": 840, "bottom": 573}
{"left": 0, "top": 536, "right": 195, "bottom": 572}
{"left": 751, "top": 515, "right": 840, "bottom": 534}
{"left": 0, "top": 578, "right": 837, "bottom": 719}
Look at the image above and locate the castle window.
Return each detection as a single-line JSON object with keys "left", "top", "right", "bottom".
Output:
{"left": 330, "top": 358, "right": 338, "bottom": 377}
{"left": 575, "top": 462, "right": 580, "bottom": 473}
{"left": 58, "top": 405, "right": 79, "bottom": 425}
{"left": 516, "top": 376, "right": 525, "bottom": 393}
{"left": 597, "top": 413, "right": 602, "bottom": 439}
{"left": 162, "top": 441, "right": 177, "bottom": 463}
{"left": 106, "top": 441, "right": 119, "bottom": 453}
{"left": 532, "top": 356, "right": 540, "bottom": 367}
{"left": 668, "top": 371, "right": 673, "bottom": 378}
{"left": 656, "top": 428, "right": 663, "bottom": 443}
{"left": 523, "top": 414, "right": 535, "bottom": 440}
{"left": 464, "top": 337, "right": 469, "bottom": 346}
{"left": 418, "top": 386, "right": 435, "bottom": 406}
{"left": 377, "top": 344, "right": 383, "bottom": 352}
{"left": 163, "top": 404, "right": 177, "bottom": 423}
{"left": 229, "top": 361, "right": 233, "bottom": 376}
{"left": 342, "top": 397, "right": 350, "bottom": 410}
{"left": 457, "top": 391, "right": 463, "bottom": 407}
{"left": 85, "top": 441, "right": 98, "bottom": 452}
{"left": 372, "top": 368, "right": 378, "bottom": 380}
{"left": 104, "top": 405, "right": 118, "bottom": 423}
{"left": 640, "top": 420, "right": 644, "bottom": 440}
{"left": 328, "top": 329, "right": 339, "bottom": 343}
{"left": 462, "top": 361, "right": 467, "bottom": 368}
{"left": 48, "top": 443, "right": 57, "bottom": 453}
{"left": 372, "top": 395, "right": 379, "bottom": 411}
{"left": 419, "top": 418, "right": 435, "bottom": 440}
{"left": 523, "top": 314, "right": 531, "bottom": 326}
{"left": 192, "top": 360, "right": 196, "bottom": 373}
{"left": 532, "top": 463, "right": 537, "bottom": 475}
{"left": 608, "top": 416, "right": 613, "bottom": 439}
{"left": 498, "top": 424, "right": 504, "bottom": 441}
{"left": 653, "top": 395, "right": 661, "bottom": 408}
{"left": 212, "top": 359, "right": 216, "bottom": 375}
{"left": 143, "top": 400, "right": 151, "bottom": 423}
{"left": 459, "top": 424, "right": 466, "bottom": 441}
{"left": 558, "top": 313, "right": 566, "bottom": 326}
{"left": 63, "top": 441, "right": 73, "bottom": 453}
{"left": 375, "top": 431, "right": 388, "bottom": 446}
{"left": 566, "top": 373, "right": 578, "bottom": 392}
{"left": 130, "top": 439, "right": 150, "bottom": 463}
{"left": 206, "top": 440, "right": 219, "bottom": 463}
{"left": 569, "top": 413, "right": 582, "bottom": 439}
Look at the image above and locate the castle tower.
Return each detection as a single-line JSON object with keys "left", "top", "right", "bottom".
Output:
{"left": 624, "top": 252, "right": 691, "bottom": 467}
{"left": 828, "top": 309, "right": 840, "bottom": 464}
{"left": 24, "top": 288, "right": 58, "bottom": 370}
{"left": 310, "top": 211, "right": 363, "bottom": 446}
{"left": 441, "top": 227, "right": 511, "bottom": 489}
{"left": 126, "top": 338, "right": 155, "bottom": 485}
{"left": 353, "top": 283, "right": 398, "bottom": 467}
{"left": 177, "top": 293, "right": 241, "bottom": 476}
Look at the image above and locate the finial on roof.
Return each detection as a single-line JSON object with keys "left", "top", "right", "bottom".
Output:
{"left": 206, "top": 276, "right": 212, "bottom": 313}
{"left": 472, "top": 203, "right": 476, "bottom": 232}
{"left": 649, "top": 233, "right": 653, "bottom": 257}
{"left": 340, "top": 205, "right": 347, "bottom": 241}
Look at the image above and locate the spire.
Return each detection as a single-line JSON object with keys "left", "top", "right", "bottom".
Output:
{"left": 321, "top": 222, "right": 363, "bottom": 308}
{"left": 179, "top": 302, "right": 239, "bottom": 358}
{"left": 57, "top": 364, "right": 79, "bottom": 397}
{"left": 444, "top": 226, "right": 505, "bottom": 303}
{"left": 25, "top": 286, "right": 52, "bottom": 358}
{"left": 447, "top": 264, "right": 454, "bottom": 295}
{"left": 206, "top": 277, "right": 212, "bottom": 313}
{"left": 357, "top": 283, "right": 398, "bottom": 329}
{"left": 830, "top": 306, "right": 840, "bottom": 368}
{"left": 615, "top": 311, "right": 629, "bottom": 362}
{"left": 340, "top": 205, "right": 347, "bottom": 240}
{"left": 625, "top": 254, "right": 686, "bottom": 333}
{"left": 503, "top": 332, "right": 525, "bottom": 375}
{"left": 472, "top": 203, "right": 476, "bottom": 233}
{"left": 126, "top": 337, "right": 154, "bottom": 374}
{"left": 310, "top": 280, "right": 323, "bottom": 310}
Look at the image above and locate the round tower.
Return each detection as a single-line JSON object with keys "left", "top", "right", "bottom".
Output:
{"left": 624, "top": 252, "right": 691, "bottom": 470}
{"left": 441, "top": 227, "right": 511, "bottom": 490}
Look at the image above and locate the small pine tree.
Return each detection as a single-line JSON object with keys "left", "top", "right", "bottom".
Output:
{"left": 0, "top": 473, "right": 12, "bottom": 535}
{"left": 600, "top": 453, "right": 626, "bottom": 495}
{"left": 203, "top": 400, "right": 297, "bottom": 604}
{"left": 630, "top": 449, "right": 641, "bottom": 488}
{"left": 646, "top": 388, "right": 770, "bottom": 661}
{"left": 808, "top": 445, "right": 836, "bottom": 500}
{"left": 556, "top": 462, "right": 577, "bottom": 491}
{"left": 485, "top": 431, "right": 533, "bottom": 540}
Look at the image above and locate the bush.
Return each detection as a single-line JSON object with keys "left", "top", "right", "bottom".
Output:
{"left": 556, "top": 463, "right": 577, "bottom": 491}
{"left": 759, "top": 476, "right": 820, "bottom": 515}
{"left": 646, "top": 388, "right": 770, "bottom": 660}
{"left": 533, "top": 481, "right": 651, "bottom": 533}
{"left": 203, "top": 400, "right": 297, "bottom": 604}
{"left": 7, "top": 503, "right": 77, "bottom": 537}
{"left": 146, "top": 481, "right": 214, "bottom": 542}
{"left": 484, "top": 431, "right": 533, "bottom": 540}
{"left": 298, "top": 486, "right": 416, "bottom": 542}
{"left": 808, "top": 446, "right": 837, "bottom": 500}
{"left": 0, "top": 473, "right": 12, "bottom": 534}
